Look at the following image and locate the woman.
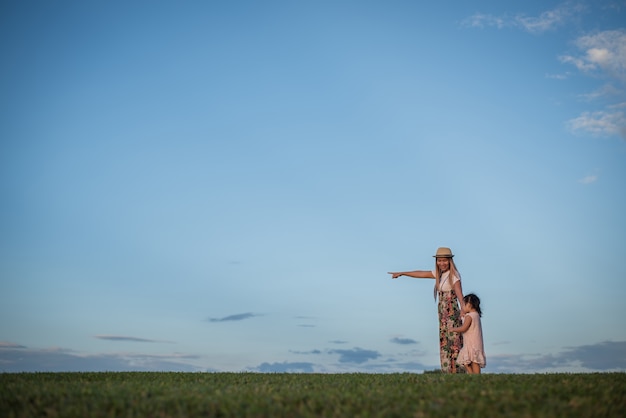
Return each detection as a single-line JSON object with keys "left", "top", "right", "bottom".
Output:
{"left": 388, "top": 247, "right": 465, "bottom": 373}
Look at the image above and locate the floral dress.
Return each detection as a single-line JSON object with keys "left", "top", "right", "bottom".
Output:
{"left": 436, "top": 272, "right": 463, "bottom": 373}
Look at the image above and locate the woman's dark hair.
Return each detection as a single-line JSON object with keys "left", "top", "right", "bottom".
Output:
{"left": 464, "top": 293, "right": 482, "bottom": 317}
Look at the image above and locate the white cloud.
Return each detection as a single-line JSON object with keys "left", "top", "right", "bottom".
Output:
{"left": 577, "top": 84, "right": 623, "bottom": 101}
{"left": 545, "top": 71, "right": 572, "bottom": 80}
{"left": 516, "top": 3, "right": 585, "bottom": 34}
{"left": 559, "top": 54, "right": 597, "bottom": 72}
{"left": 462, "top": 2, "right": 585, "bottom": 34}
{"left": 578, "top": 174, "right": 598, "bottom": 184}
{"left": 567, "top": 110, "right": 626, "bottom": 139}
{"left": 463, "top": 6, "right": 626, "bottom": 138}
{"left": 560, "top": 30, "right": 626, "bottom": 82}
{"left": 462, "top": 13, "right": 507, "bottom": 30}
{"left": 560, "top": 30, "right": 626, "bottom": 139}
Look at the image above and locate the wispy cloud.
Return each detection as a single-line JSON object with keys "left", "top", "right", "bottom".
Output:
{"left": 567, "top": 110, "right": 626, "bottom": 139}
{"left": 207, "top": 312, "right": 260, "bottom": 322}
{"left": 328, "top": 347, "right": 381, "bottom": 364}
{"left": 390, "top": 337, "right": 418, "bottom": 345}
{"left": 290, "top": 349, "right": 322, "bottom": 355}
{"left": 561, "top": 30, "right": 626, "bottom": 139}
{"left": 2, "top": 340, "right": 625, "bottom": 373}
{"left": 0, "top": 346, "right": 204, "bottom": 372}
{"left": 545, "top": 72, "right": 571, "bottom": 80}
{"left": 94, "top": 335, "right": 173, "bottom": 343}
{"left": 562, "top": 340, "right": 626, "bottom": 369}
{"left": 295, "top": 315, "right": 317, "bottom": 327}
{"left": 560, "top": 30, "right": 626, "bottom": 81}
{"left": 462, "top": 13, "right": 507, "bottom": 30}
{"left": 578, "top": 174, "right": 599, "bottom": 184}
{"left": 464, "top": 3, "right": 626, "bottom": 140}
{"left": 462, "top": 2, "right": 585, "bottom": 34}
{"left": 0, "top": 341, "right": 27, "bottom": 349}
{"left": 489, "top": 341, "right": 626, "bottom": 372}
{"left": 515, "top": 2, "right": 585, "bottom": 34}
{"left": 577, "top": 85, "right": 624, "bottom": 101}
{"left": 255, "top": 361, "right": 315, "bottom": 373}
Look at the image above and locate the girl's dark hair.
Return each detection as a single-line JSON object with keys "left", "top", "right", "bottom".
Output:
{"left": 464, "top": 293, "right": 482, "bottom": 317}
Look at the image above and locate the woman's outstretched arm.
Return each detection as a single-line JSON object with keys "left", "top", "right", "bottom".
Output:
{"left": 388, "top": 271, "right": 435, "bottom": 279}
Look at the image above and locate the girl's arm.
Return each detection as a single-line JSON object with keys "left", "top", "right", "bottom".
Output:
{"left": 450, "top": 314, "right": 472, "bottom": 333}
{"left": 388, "top": 270, "right": 435, "bottom": 279}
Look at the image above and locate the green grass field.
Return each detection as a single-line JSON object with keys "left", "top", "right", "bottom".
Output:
{"left": 1, "top": 372, "right": 625, "bottom": 417}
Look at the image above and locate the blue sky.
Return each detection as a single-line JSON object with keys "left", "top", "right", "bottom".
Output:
{"left": 1, "top": 0, "right": 625, "bottom": 373}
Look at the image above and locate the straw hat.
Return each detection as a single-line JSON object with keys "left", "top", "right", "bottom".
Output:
{"left": 433, "top": 247, "right": 454, "bottom": 258}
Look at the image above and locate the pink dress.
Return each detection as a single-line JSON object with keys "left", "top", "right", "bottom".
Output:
{"left": 457, "top": 311, "right": 486, "bottom": 368}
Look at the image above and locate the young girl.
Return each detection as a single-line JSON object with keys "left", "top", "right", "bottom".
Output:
{"left": 450, "top": 293, "right": 486, "bottom": 374}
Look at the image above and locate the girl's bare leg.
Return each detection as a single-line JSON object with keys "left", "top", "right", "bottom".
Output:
{"left": 469, "top": 362, "right": 481, "bottom": 374}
